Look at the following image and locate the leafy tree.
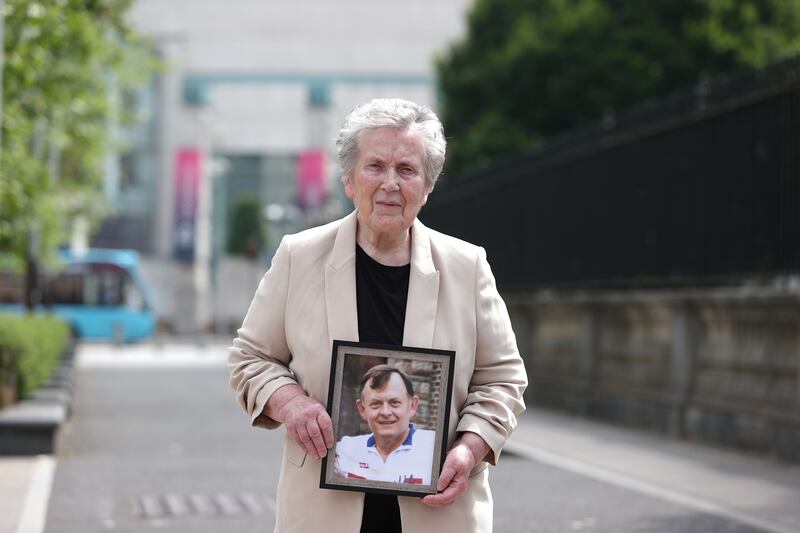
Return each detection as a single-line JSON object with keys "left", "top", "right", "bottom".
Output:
{"left": 0, "top": 0, "right": 156, "bottom": 270}
{"left": 437, "top": 0, "right": 800, "bottom": 177}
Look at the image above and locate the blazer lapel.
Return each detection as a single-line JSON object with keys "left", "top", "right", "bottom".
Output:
{"left": 325, "top": 210, "right": 360, "bottom": 347}
{"left": 403, "top": 219, "right": 439, "bottom": 348}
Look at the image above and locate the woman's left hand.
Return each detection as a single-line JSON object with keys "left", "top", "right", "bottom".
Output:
{"left": 421, "top": 432, "right": 489, "bottom": 508}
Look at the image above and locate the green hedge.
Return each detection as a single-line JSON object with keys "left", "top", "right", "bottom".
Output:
{"left": 0, "top": 314, "right": 71, "bottom": 401}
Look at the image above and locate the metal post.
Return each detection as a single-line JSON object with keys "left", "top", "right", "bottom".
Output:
{"left": 24, "top": 226, "right": 40, "bottom": 313}
{"left": 579, "top": 305, "right": 600, "bottom": 415}
{"left": 669, "top": 303, "right": 696, "bottom": 437}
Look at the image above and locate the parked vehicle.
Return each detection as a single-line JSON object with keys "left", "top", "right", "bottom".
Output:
{"left": 0, "top": 248, "right": 156, "bottom": 342}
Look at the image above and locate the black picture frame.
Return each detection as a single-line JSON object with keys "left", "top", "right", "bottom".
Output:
{"left": 320, "top": 340, "right": 456, "bottom": 497}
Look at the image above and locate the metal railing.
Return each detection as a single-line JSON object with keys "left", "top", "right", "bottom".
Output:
{"left": 422, "top": 55, "right": 800, "bottom": 291}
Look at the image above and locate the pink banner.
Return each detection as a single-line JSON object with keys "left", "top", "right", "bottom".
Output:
{"left": 297, "top": 150, "right": 327, "bottom": 209}
{"left": 173, "top": 148, "right": 201, "bottom": 262}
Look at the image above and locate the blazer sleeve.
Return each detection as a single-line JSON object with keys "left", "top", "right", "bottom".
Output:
{"left": 228, "top": 236, "right": 299, "bottom": 429}
{"left": 456, "top": 246, "right": 528, "bottom": 463}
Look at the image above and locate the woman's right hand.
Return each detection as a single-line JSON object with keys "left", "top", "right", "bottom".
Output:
{"left": 267, "top": 384, "right": 334, "bottom": 460}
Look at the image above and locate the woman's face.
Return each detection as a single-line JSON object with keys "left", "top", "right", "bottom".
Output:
{"left": 344, "top": 126, "right": 430, "bottom": 242}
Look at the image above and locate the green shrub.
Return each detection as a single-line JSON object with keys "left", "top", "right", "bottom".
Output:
{"left": 227, "top": 197, "right": 266, "bottom": 257}
{"left": 0, "top": 314, "right": 71, "bottom": 400}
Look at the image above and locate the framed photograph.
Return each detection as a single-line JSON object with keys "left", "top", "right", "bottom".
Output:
{"left": 320, "top": 340, "right": 456, "bottom": 497}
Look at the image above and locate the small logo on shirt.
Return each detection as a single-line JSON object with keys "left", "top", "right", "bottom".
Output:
{"left": 402, "top": 475, "right": 423, "bottom": 484}
{"left": 359, "top": 462, "right": 370, "bottom": 469}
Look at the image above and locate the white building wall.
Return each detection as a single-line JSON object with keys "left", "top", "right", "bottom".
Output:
{"left": 208, "top": 85, "right": 308, "bottom": 152}
{"left": 131, "top": 0, "right": 470, "bottom": 72}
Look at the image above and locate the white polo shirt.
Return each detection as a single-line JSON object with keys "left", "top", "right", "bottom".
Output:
{"left": 335, "top": 424, "right": 436, "bottom": 485}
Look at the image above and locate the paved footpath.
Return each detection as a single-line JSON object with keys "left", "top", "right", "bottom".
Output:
{"left": 2, "top": 341, "right": 799, "bottom": 533}
{"left": 503, "top": 409, "right": 800, "bottom": 533}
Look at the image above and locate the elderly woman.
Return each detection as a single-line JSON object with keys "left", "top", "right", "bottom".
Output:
{"left": 229, "top": 98, "right": 527, "bottom": 533}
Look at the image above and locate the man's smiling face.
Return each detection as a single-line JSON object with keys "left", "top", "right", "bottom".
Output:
{"left": 357, "top": 372, "right": 419, "bottom": 443}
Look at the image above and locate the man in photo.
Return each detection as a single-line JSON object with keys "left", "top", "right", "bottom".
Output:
{"left": 335, "top": 364, "right": 435, "bottom": 485}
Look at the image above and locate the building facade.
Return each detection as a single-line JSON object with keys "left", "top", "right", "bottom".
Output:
{"left": 103, "top": 0, "right": 471, "bottom": 333}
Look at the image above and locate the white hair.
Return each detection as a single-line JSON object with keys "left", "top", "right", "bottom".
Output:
{"left": 336, "top": 98, "right": 446, "bottom": 190}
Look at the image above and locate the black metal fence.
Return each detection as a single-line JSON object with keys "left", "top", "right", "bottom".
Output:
{"left": 421, "top": 56, "right": 800, "bottom": 291}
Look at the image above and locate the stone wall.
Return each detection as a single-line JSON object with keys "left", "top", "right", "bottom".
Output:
{"left": 392, "top": 358, "right": 443, "bottom": 432}
{"left": 507, "top": 285, "right": 800, "bottom": 462}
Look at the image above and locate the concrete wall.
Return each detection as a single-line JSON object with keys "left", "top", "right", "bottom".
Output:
{"left": 214, "top": 256, "right": 266, "bottom": 334}
{"left": 506, "top": 285, "right": 800, "bottom": 462}
{"left": 139, "top": 256, "right": 199, "bottom": 334}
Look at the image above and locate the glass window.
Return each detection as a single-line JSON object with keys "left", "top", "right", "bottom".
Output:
{"left": 44, "top": 274, "right": 83, "bottom": 305}
{"left": 123, "top": 276, "right": 145, "bottom": 311}
{"left": 85, "top": 271, "right": 124, "bottom": 306}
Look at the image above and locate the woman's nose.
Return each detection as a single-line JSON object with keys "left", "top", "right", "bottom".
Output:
{"left": 380, "top": 170, "right": 400, "bottom": 191}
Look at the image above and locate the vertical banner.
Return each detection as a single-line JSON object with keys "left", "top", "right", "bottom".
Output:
{"left": 297, "top": 150, "right": 327, "bottom": 210}
{"left": 174, "top": 148, "right": 201, "bottom": 262}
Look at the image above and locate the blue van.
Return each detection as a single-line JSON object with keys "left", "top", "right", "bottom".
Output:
{"left": 0, "top": 248, "right": 156, "bottom": 342}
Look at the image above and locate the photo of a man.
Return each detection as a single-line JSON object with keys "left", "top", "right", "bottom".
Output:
{"left": 335, "top": 364, "right": 435, "bottom": 485}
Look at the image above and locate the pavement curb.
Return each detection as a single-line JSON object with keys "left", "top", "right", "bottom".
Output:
{"left": 0, "top": 340, "right": 76, "bottom": 455}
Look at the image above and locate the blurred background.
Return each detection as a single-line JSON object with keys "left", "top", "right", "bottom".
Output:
{"left": 1, "top": 0, "right": 799, "bottom": 461}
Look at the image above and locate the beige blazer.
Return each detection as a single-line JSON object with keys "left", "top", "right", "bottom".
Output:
{"left": 229, "top": 210, "right": 527, "bottom": 533}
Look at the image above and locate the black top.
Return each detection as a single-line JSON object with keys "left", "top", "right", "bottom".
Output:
{"left": 355, "top": 244, "right": 409, "bottom": 533}
{"left": 355, "top": 244, "right": 410, "bottom": 345}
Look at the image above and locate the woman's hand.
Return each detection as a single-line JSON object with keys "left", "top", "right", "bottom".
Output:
{"left": 421, "top": 432, "right": 490, "bottom": 507}
{"left": 266, "top": 384, "right": 334, "bottom": 460}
